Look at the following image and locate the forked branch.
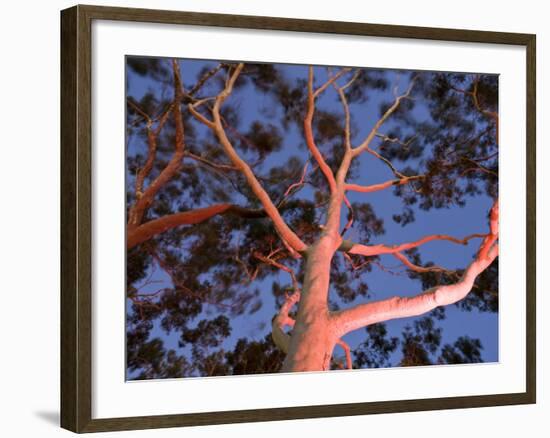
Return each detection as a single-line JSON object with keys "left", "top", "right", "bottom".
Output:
{"left": 127, "top": 60, "right": 186, "bottom": 227}
{"left": 451, "top": 76, "right": 499, "bottom": 144}
{"left": 332, "top": 200, "right": 499, "bottom": 337}
{"left": 339, "top": 232, "right": 487, "bottom": 257}
{"left": 189, "top": 63, "right": 308, "bottom": 254}
{"left": 304, "top": 68, "right": 340, "bottom": 193}
{"left": 352, "top": 77, "right": 417, "bottom": 157}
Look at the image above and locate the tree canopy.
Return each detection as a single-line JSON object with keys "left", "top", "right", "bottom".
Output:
{"left": 125, "top": 57, "right": 498, "bottom": 379}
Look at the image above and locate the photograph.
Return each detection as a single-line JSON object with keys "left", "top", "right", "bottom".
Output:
{"left": 125, "top": 56, "right": 499, "bottom": 380}
{"left": 0, "top": 0, "right": 542, "bottom": 435}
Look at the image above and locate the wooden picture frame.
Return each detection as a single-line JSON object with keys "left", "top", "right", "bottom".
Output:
{"left": 60, "top": 4, "right": 536, "bottom": 433}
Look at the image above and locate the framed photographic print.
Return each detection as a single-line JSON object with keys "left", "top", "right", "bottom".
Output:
{"left": 60, "top": 4, "right": 536, "bottom": 433}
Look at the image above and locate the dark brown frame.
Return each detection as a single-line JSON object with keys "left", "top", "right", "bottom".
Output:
{"left": 60, "top": 4, "right": 536, "bottom": 433}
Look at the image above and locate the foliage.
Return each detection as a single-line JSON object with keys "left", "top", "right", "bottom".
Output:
{"left": 125, "top": 57, "right": 498, "bottom": 379}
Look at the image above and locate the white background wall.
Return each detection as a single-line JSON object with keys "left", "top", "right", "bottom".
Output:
{"left": 0, "top": 0, "right": 546, "bottom": 436}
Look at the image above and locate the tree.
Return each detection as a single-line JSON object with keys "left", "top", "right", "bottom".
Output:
{"left": 126, "top": 57, "right": 498, "bottom": 378}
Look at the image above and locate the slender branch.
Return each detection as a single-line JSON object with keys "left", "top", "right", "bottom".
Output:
{"left": 366, "top": 146, "right": 408, "bottom": 179}
{"left": 150, "top": 249, "right": 241, "bottom": 310}
{"left": 392, "top": 252, "right": 452, "bottom": 274}
{"left": 460, "top": 156, "right": 498, "bottom": 178}
{"left": 451, "top": 76, "right": 499, "bottom": 145}
{"left": 253, "top": 251, "right": 300, "bottom": 295}
{"left": 343, "top": 252, "right": 371, "bottom": 271}
{"left": 332, "top": 200, "right": 498, "bottom": 337}
{"left": 461, "top": 167, "right": 498, "bottom": 179}
{"left": 376, "top": 133, "right": 416, "bottom": 149}
{"left": 271, "top": 291, "right": 301, "bottom": 353}
{"left": 133, "top": 109, "right": 172, "bottom": 198}
{"left": 353, "top": 77, "right": 417, "bottom": 157}
{"left": 345, "top": 175, "right": 424, "bottom": 194}
{"left": 336, "top": 339, "right": 353, "bottom": 370}
{"left": 305, "top": 67, "right": 337, "bottom": 193}
{"left": 312, "top": 67, "right": 352, "bottom": 98}
{"left": 283, "top": 161, "right": 310, "bottom": 198}
{"left": 340, "top": 196, "right": 354, "bottom": 237}
{"left": 276, "top": 160, "right": 314, "bottom": 210}
{"left": 189, "top": 63, "right": 307, "bottom": 254}
{"left": 340, "top": 69, "right": 362, "bottom": 91}
{"left": 340, "top": 87, "right": 351, "bottom": 150}
{"left": 339, "top": 232, "right": 487, "bottom": 257}
{"left": 127, "top": 98, "right": 153, "bottom": 124}
{"left": 183, "top": 151, "right": 238, "bottom": 171}
{"left": 472, "top": 151, "right": 498, "bottom": 163}
{"left": 331, "top": 69, "right": 360, "bottom": 151}
{"left": 471, "top": 79, "right": 500, "bottom": 134}
{"left": 188, "top": 63, "right": 224, "bottom": 97}
{"left": 128, "top": 60, "right": 186, "bottom": 226}
{"left": 188, "top": 98, "right": 216, "bottom": 129}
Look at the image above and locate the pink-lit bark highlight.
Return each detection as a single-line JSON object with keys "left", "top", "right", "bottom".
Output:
{"left": 187, "top": 65, "right": 498, "bottom": 372}
{"left": 332, "top": 200, "right": 499, "bottom": 337}
{"left": 189, "top": 63, "right": 307, "bottom": 255}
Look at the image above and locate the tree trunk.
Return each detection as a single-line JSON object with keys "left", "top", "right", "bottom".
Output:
{"left": 282, "top": 236, "right": 338, "bottom": 372}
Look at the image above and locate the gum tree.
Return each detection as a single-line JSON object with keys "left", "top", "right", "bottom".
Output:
{"left": 126, "top": 58, "right": 498, "bottom": 377}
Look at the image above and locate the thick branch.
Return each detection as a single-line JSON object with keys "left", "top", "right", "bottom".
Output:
{"left": 333, "top": 200, "right": 498, "bottom": 337}
{"left": 127, "top": 203, "right": 269, "bottom": 249}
